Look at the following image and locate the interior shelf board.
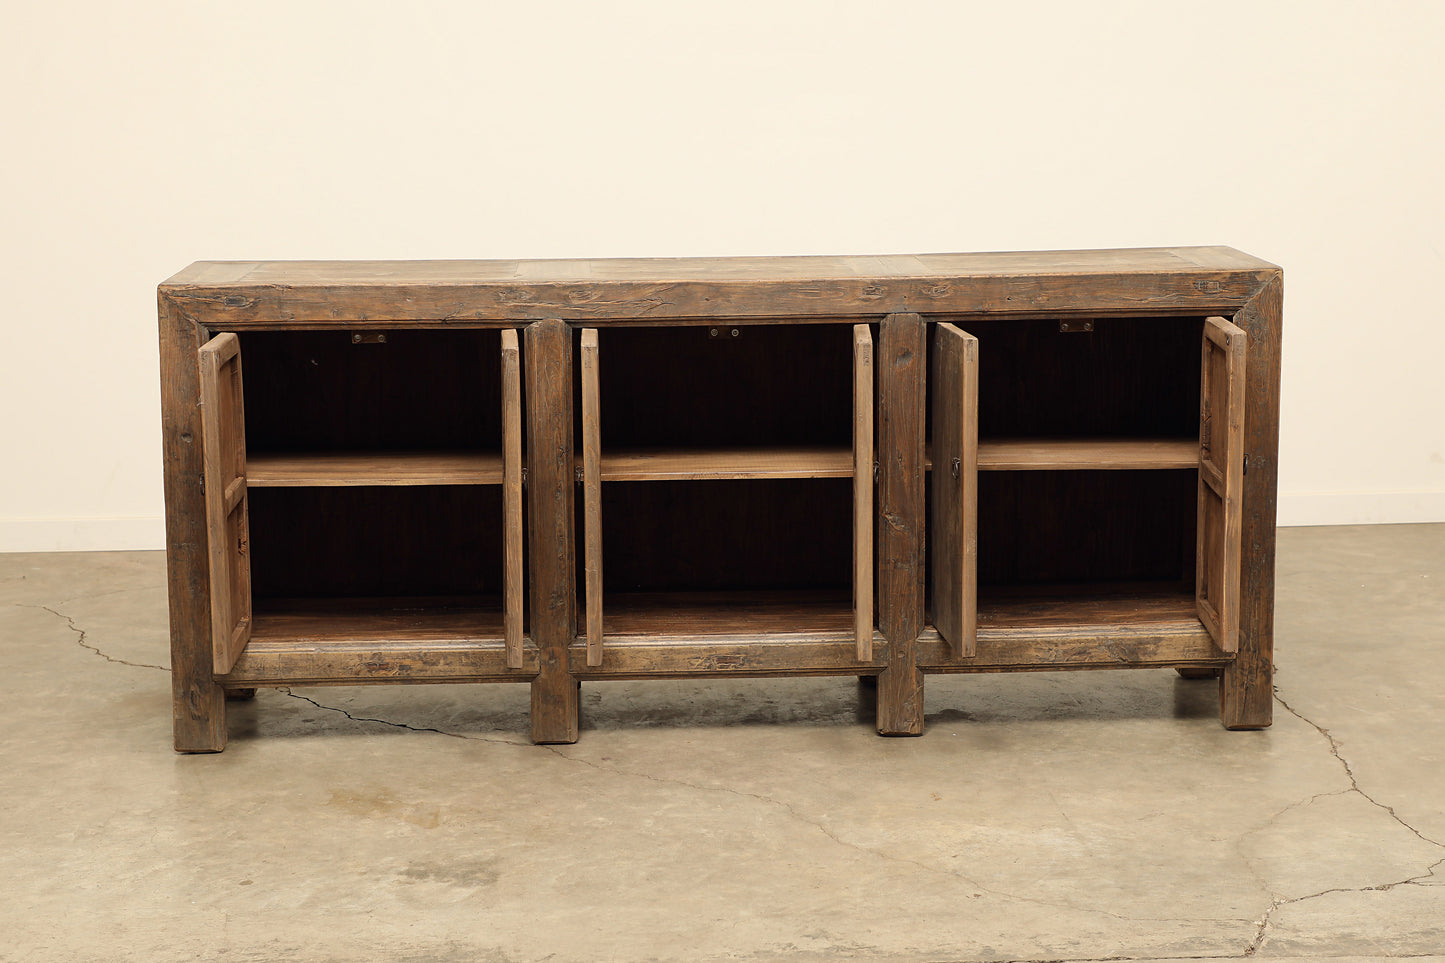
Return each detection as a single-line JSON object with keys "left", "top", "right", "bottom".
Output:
{"left": 920, "top": 584, "right": 1220, "bottom": 671}
{"left": 593, "top": 446, "right": 855, "bottom": 481}
{"left": 248, "top": 450, "right": 506, "bottom": 487}
{"left": 925, "top": 437, "right": 1198, "bottom": 472}
{"left": 222, "top": 597, "right": 532, "bottom": 685}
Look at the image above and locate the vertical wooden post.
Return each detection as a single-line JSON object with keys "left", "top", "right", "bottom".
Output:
{"left": 875, "top": 313, "right": 926, "bottom": 735}
{"left": 1221, "top": 272, "right": 1283, "bottom": 729}
{"left": 158, "top": 292, "right": 227, "bottom": 752}
{"left": 525, "top": 319, "right": 581, "bottom": 743}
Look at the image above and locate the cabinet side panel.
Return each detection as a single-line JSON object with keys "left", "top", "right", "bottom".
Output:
{"left": 1221, "top": 273, "right": 1282, "bottom": 729}
{"left": 158, "top": 293, "right": 226, "bottom": 751}
{"left": 876, "top": 313, "right": 926, "bottom": 734}
{"left": 525, "top": 319, "right": 580, "bottom": 743}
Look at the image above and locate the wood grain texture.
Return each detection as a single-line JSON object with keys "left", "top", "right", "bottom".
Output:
{"left": 198, "top": 333, "right": 253, "bottom": 675}
{"left": 221, "top": 600, "right": 534, "bottom": 685}
{"left": 853, "top": 325, "right": 874, "bottom": 660}
{"left": 1221, "top": 272, "right": 1282, "bottom": 728}
{"left": 580, "top": 329, "right": 603, "bottom": 667}
{"left": 525, "top": 320, "right": 580, "bottom": 742}
{"left": 586, "top": 446, "right": 854, "bottom": 480}
{"left": 159, "top": 294, "right": 227, "bottom": 751}
{"left": 247, "top": 451, "right": 506, "bottom": 486}
{"left": 930, "top": 323, "right": 979, "bottom": 659}
{"left": 1197, "top": 317, "right": 1248, "bottom": 653}
{"left": 875, "top": 313, "right": 926, "bottom": 734}
{"left": 501, "top": 328, "right": 525, "bottom": 669}
{"left": 160, "top": 248, "right": 1279, "bottom": 326}
{"left": 972, "top": 437, "right": 1196, "bottom": 471}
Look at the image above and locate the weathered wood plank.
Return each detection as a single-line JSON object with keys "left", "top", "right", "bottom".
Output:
{"left": 247, "top": 451, "right": 506, "bottom": 486}
{"left": 1197, "top": 317, "right": 1248, "bottom": 653}
{"left": 159, "top": 293, "right": 227, "bottom": 751}
{"left": 875, "top": 313, "right": 926, "bottom": 734}
{"left": 930, "top": 323, "right": 979, "bottom": 659}
{"left": 160, "top": 248, "right": 1279, "bottom": 326}
{"left": 580, "top": 328, "right": 604, "bottom": 668}
{"left": 501, "top": 329, "right": 525, "bottom": 670}
{"left": 525, "top": 320, "right": 580, "bottom": 743}
{"left": 1221, "top": 272, "right": 1282, "bottom": 729}
{"left": 853, "top": 324, "right": 874, "bottom": 661}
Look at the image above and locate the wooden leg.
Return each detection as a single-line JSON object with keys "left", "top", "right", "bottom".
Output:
{"left": 874, "top": 313, "right": 926, "bottom": 736}
{"left": 159, "top": 294, "right": 227, "bottom": 752}
{"left": 526, "top": 319, "right": 581, "bottom": 744}
{"left": 1221, "top": 274, "right": 1281, "bottom": 729}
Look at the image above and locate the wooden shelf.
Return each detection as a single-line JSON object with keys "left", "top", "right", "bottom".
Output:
{"left": 591, "top": 446, "right": 855, "bottom": 481}
{"left": 221, "top": 597, "right": 531, "bottom": 684}
{"left": 925, "top": 437, "right": 1198, "bottom": 472}
{"left": 920, "top": 584, "right": 1219, "bottom": 670}
{"left": 248, "top": 451, "right": 505, "bottom": 487}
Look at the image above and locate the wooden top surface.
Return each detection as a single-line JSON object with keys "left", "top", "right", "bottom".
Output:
{"left": 164, "top": 247, "right": 1276, "bottom": 288}
{"left": 160, "top": 247, "right": 1281, "bottom": 325}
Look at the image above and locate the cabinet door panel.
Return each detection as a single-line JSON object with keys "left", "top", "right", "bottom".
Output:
{"left": 580, "top": 328, "right": 604, "bottom": 667}
{"left": 1197, "top": 317, "right": 1247, "bottom": 652}
{"left": 930, "top": 322, "right": 979, "bottom": 658}
{"left": 198, "top": 333, "right": 252, "bottom": 675}
{"left": 501, "top": 329, "right": 526, "bottom": 669}
{"left": 853, "top": 324, "right": 875, "bottom": 660}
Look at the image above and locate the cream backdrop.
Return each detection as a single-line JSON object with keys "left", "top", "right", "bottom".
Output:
{"left": 2, "top": 1, "right": 1443, "bottom": 551}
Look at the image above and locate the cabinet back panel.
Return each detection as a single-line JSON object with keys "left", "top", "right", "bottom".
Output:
{"left": 249, "top": 486, "right": 508, "bottom": 599}
{"left": 240, "top": 330, "right": 509, "bottom": 452}
{"left": 977, "top": 469, "right": 1197, "bottom": 587}
{"left": 597, "top": 478, "right": 851, "bottom": 592}
{"left": 952, "top": 317, "right": 1203, "bottom": 439}
{"left": 583, "top": 325, "right": 854, "bottom": 449}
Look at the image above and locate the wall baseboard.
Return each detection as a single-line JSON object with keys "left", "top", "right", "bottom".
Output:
{"left": 1277, "top": 490, "right": 1445, "bottom": 527}
{"left": 2, "top": 494, "right": 1443, "bottom": 553}
{"left": 0, "top": 516, "right": 166, "bottom": 553}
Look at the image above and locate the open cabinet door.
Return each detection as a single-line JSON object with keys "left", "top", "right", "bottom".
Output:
{"left": 1197, "top": 317, "right": 1248, "bottom": 653}
{"left": 198, "top": 332, "right": 252, "bottom": 675}
{"left": 853, "top": 325, "right": 874, "bottom": 660}
{"left": 501, "top": 329, "right": 526, "bottom": 669}
{"left": 930, "top": 323, "right": 978, "bottom": 659}
{"left": 580, "top": 328, "right": 603, "bottom": 667}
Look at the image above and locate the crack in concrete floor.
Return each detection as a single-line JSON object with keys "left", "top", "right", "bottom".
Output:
{"left": 23, "top": 598, "right": 1445, "bottom": 960}
{"left": 1238, "top": 691, "right": 1445, "bottom": 956}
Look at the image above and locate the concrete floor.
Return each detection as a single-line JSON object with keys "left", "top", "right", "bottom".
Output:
{"left": 1, "top": 525, "right": 1443, "bottom": 962}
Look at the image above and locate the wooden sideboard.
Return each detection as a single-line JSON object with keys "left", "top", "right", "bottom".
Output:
{"left": 158, "top": 248, "right": 1282, "bottom": 750}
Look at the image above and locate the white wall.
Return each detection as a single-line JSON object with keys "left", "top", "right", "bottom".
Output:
{"left": 3, "top": 1, "right": 1442, "bottom": 551}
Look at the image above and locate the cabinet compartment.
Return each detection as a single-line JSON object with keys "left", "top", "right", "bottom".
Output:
{"left": 202, "top": 328, "right": 529, "bottom": 682}
{"left": 925, "top": 315, "right": 1246, "bottom": 662}
{"left": 575, "top": 323, "right": 876, "bottom": 669}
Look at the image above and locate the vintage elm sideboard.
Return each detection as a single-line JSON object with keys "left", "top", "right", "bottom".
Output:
{"left": 157, "top": 248, "right": 1282, "bottom": 751}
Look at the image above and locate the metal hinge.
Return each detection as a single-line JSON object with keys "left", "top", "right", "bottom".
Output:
{"left": 1058, "top": 319, "right": 1094, "bottom": 333}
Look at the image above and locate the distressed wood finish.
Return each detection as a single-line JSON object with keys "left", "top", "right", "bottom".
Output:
{"left": 159, "top": 294, "right": 227, "bottom": 751}
{"left": 197, "top": 333, "right": 253, "bottom": 676}
{"left": 525, "top": 320, "right": 580, "bottom": 743}
{"left": 501, "top": 329, "right": 525, "bottom": 670}
{"left": 160, "top": 248, "right": 1279, "bottom": 326}
{"left": 875, "top": 313, "right": 926, "bottom": 734}
{"left": 588, "top": 446, "right": 853, "bottom": 480}
{"left": 580, "top": 329, "right": 604, "bottom": 668}
{"left": 1197, "top": 317, "right": 1248, "bottom": 653}
{"left": 247, "top": 451, "right": 506, "bottom": 486}
{"left": 853, "top": 324, "right": 874, "bottom": 660}
{"left": 1221, "top": 273, "right": 1282, "bottom": 729}
{"left": 158, "top": 248, "right": 1282, "bottom": 746}
{"left": 930, "top": 323, "right": 979, "bottom": 659}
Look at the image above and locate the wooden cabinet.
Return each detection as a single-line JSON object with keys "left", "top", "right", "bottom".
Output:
{"left": 158, "top": 248, "right": 1282, "bottom": 750}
